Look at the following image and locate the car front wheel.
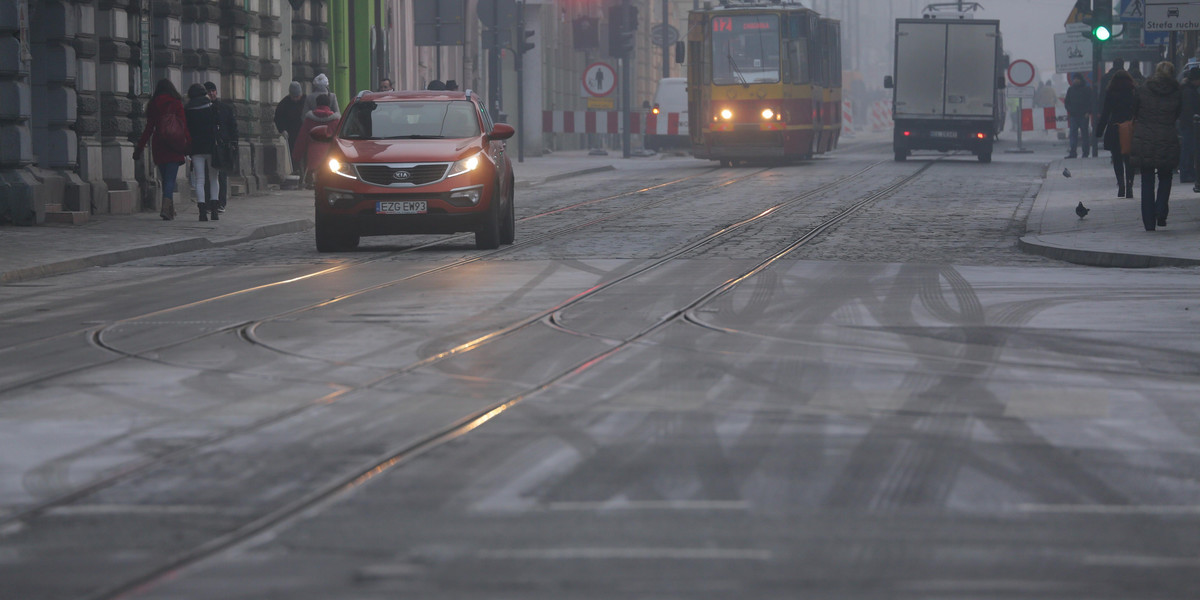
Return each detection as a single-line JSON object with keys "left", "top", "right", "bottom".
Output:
{"left": 474, "top": 200, "right": 501, "bottom": 250}
{"left": 316, "top": 216, "right": 360, "bottom": 252}
{"left": 499, "top": 186, "right": 515, "bottom": 245}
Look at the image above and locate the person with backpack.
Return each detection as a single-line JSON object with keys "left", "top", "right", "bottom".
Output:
{"left": 133, "top": 79, "right": 191, "bottom": 221}
{"left": 184, "top": 83, "right": 221, "bottom": 221}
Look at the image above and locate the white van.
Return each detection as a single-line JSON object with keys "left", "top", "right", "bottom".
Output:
{"left": 645, "top": 77, "right": 689, "bottom": 152}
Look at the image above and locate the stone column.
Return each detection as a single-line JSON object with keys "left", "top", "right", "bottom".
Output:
{"left": 31, "top": 2, "right": 88, "bottom": 213}
{"left": 96, "top": 0, "right": 140, "bottom": 214}
{"left": 0, "top": 0, "right": 38, "bottom": 224}
{"left": 76, "top": 0, "right": 109, "bottom": 213}
{"left": 259, "top": 0, "right": 289, "bottom": 186}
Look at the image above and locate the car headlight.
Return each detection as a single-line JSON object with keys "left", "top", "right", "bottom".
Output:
{"left": 328, "top": 156, "right": 357, "bottom": 179}
{"left": 448, "top": 151, "right": 485, "bottom": 178}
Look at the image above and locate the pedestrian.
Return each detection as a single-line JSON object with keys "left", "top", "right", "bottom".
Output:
{"left": 205, "top": 81, "right": 238, "bottom": 213}
{"left": 184, "top": 83, "right": 220, "bottom": 221}
{"left": 378, "top": 77, "right": 393, "bottom": 92}
{"left": 1128, "top": 63, "right": 1146, "bottom": 86}
{"left": 1034, "top": 79, "right": 1057, "bottom": 109}
{"left": 1100, "top": 58, "right": 1125, "bottom": 95}
{"left": 274, "top": 81, "right": 306, "bottom": 175}
{"left": 1178, "top": 68, "right": 1200, "bottom": 184}
{"left": 1064, "top": 74, "right": 1092, "bottom": 158}
{"left": 426, "top": 80, "right": 446, "bottom": 91}
{"left": 303, "top": 73, "right": 340, "bottom": 115}
{"left": 1130, "top": 61, "right": 1182, "bottom": 231}
{"left": 1096, "top": 69, "right": 1137, "bottom": 198}
{"left": 293, "top": 94, "right": 341, "bottom": 189}
{"left": 133, "top": 79, "right": 191, "bottom": 221}
{"left": 444, "top": 80, "right": 458, "bottom": 91}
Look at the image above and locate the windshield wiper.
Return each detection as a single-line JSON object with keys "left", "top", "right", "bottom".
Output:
{"left": 727, "top": 51, "right": 748, "bottom": 87}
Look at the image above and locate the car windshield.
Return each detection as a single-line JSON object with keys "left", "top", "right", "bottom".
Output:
{"left": 340, "top": 100, "right": 482, "bottom": 140}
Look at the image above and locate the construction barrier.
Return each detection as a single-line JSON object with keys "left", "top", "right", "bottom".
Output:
{"left": 1021, "top": 106, "right": 1067, "bottom": 131}
{"left": 842, "top": 100, "right": 854, "bottom": 136}
{"left": 869, "top": 100, "right": 893, "bottom": 132}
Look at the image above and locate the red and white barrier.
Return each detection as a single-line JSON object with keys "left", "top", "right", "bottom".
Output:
{"left": 869, "top": 100, "right": 893, "bottom": 132}
{"left": 1020, "top": 106, "right": 1066, "bottom": 131}
{"left": 541, "top": 111, "right": 687, "bottom": 135}
{"left": 842, "top": 100, "right": 854, "bottom": 136}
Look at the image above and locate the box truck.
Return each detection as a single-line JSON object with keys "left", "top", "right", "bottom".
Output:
{"left": 884, "top": 13, "right": 1007, "bottom": 163}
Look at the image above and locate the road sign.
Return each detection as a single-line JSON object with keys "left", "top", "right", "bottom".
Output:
{"left": 650, "top": 24, "right": 679, "bottom": 47}
{"left": 583, "top": 62, "right": 616, "bottom": 97}
{"left": 476, "top": 0, "right": 517, "bottom": 30}
{"left": 1145, "top": 0, "right": 1200, "bottom": 31}
{"left": 1054, "top": 32, "right": 1093, "bottom": 73}
{"left": 415, "top": 0, "right": 466, "bottom": 46}
{"left": 1007, "top": 59, "right": 1036, "bottom": 87}
{"left": 587, "top": 97, "right": 615, "bottom": 110}
{"left": 1007, "top": 86, "right": 1036, "bottom": 99}
{"left": 1120, "top": 0, "right": 1146, "bottom": 22}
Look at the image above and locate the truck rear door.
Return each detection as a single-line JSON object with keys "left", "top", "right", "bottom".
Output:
{"left": 945, "top": 23, "right": 998, "bottom": 117}
{"left": 894, "top": 21, "right": 947, "bottom": 117}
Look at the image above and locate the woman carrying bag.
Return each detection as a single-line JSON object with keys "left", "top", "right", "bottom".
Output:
{"left": 1130, "top": 61, "right": 1182, "bottom": 231}
{"left": 1095, "top": 69, "right": 1137, "bottom": 198}
{"left": 133, "top": 79, "right": 191, "bottom": 220}
{"left": 184, "top": 83, "right": 221, "bottom": 222}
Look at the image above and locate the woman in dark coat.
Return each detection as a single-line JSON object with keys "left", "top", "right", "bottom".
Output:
{"left": 184, "top": 83, "right": 220, "bottom": 221}
{"left": 1096, "top": 69, "right": 1137, "bottom": 198}
{"left": 133, "top": 79, "right": 191, "bottom": 220}
{"left": 1130, "top": 61, "right": 1182, "bottom": 231}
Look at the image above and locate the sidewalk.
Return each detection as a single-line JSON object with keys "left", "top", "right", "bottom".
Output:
{"left": 0, "top": 150, "right": 639, "bottom": 284}
{"left": 1020, "top": 153, "right": 1200, "bottom": 268}
{"left": 3, "top": 147, "right": 1198, "bottom": 284}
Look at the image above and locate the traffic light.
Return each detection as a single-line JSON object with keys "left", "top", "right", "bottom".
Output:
{"left": 1081, "top": 0, "right": 1112, "bottom": 42}
{"left": 518, "top": 29, "right": 535, "bottom": 55}
{"left": 608, "top": 4, "right": 638, "bottom": 58}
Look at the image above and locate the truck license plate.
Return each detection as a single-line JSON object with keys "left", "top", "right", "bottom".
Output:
{"left": 930, "top": 131, "right": 957, "bottom": 138}
{"left": 376, "top": 201, "right": 427, "bottom": 215}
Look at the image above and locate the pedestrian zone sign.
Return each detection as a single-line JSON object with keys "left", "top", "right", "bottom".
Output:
{"left": 1121, "top": 0, "right": 1145, "bottom": 22}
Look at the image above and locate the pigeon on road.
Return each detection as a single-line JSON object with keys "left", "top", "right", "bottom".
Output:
{"left": 1076, "top": 201, "right": 1089, "bottom": 218}
{"left": 1063, "top": 168, "right": 1072, "bottom": 178}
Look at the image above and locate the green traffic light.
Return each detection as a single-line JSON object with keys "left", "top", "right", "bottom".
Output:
{"left": 1094, "top": 26, "right": 1111, "bottom": 41}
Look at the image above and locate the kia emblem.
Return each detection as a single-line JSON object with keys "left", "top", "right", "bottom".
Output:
{"left": 393, "top": 170, "right": 411, "bottom": 181}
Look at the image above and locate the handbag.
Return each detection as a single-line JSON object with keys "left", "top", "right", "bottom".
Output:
{"left": 1118, "top": 120, "right": 1134, "bottom": 155}
{"left": 211, "top": 104, "right": 239, "bottom": 172}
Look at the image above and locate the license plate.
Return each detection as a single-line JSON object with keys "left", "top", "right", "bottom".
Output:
{"left": 930, "top": 131, "right": 957, "bottom": 138}
{"left": 376, "top": 201, "right": 427, "bottom": 215}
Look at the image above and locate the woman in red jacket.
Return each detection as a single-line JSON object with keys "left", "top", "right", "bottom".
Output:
{"left": 293, "top": 94, "right": 341, "bottom": 189}
{"left": 134, "top": 79, "right": 191, "bottom": 220}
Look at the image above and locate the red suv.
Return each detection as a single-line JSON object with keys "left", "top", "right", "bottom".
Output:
{"left": 309, "top": 90, "right": 516, "bottom": 251}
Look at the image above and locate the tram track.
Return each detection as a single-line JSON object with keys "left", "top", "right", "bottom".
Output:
{"left": 3, "top": 154, "right": 947, "bottom": 600}
{"left": 49, "top": 159, "right": 943, "bottom": 600}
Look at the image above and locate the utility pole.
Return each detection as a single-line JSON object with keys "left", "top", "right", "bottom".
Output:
{"left": 661, "top": 0, "right": 669, "bottom": 79}
{"left": 488, "top": 0, "right": 501, "bottom": 123}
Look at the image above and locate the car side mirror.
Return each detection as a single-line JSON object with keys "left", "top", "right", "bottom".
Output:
{"left": 488, "top": 123, "right": 516, "bottom": 141}
{"left": 884, "top": 76, "right": 894, "bottom": 89}
{"left": 675, "top": 41, "right": 685, "bottom": 64}
{"left": 309, "top": 125, "right": 332, "bottom": 142}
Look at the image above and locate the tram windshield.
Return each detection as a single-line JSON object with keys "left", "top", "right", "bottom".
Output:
{"left": 711, "top": 14, "right": 780, "bottom": 85}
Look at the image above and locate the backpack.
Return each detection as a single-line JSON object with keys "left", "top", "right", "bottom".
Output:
{"left": 156, "top": 111, "right": 190, "bottom": 155}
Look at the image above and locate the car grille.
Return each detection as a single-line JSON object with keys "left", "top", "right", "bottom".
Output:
{"left": 356, "top": 163, "right": 449, "bottom": 186}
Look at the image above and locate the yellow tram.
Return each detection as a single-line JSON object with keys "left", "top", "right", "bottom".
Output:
{"left": 686, "top": 0, "right": 841, "bottom": 165}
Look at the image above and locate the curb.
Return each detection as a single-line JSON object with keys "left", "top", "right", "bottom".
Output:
{"left": 515, "top": 165, "right": 617, "bottom": 189}
{"left": 0, "top": 219, "right": 314, "bottom": 284}
{"left": 1018, "top": 235, "right": 1200, "bottom": 268}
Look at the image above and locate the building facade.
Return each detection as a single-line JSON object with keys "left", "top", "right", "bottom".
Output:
{"left": 1, "top": 0, "right": 669, "bottom": 226}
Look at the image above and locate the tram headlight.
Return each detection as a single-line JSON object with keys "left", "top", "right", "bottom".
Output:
{"left": 719, "top": 108, "right": 733, "bottom": 120}
{"left": 761, "top": 108, "right": 774, "bottom": 120}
